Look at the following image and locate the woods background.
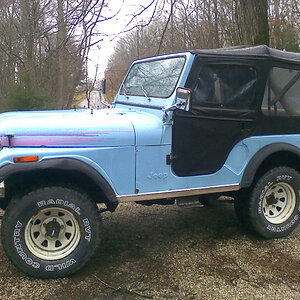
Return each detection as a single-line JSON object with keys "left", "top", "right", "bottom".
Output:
{"left": 0, "top": 0, "right": 299, "bottom": 111}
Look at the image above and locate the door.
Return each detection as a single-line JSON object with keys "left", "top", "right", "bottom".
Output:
{"left": 172, "top": 61, "right": 259, "bottom": 176}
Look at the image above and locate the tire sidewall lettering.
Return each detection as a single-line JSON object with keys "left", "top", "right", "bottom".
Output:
{"left": 37, "top": 198, "right": 81, "bottom": 215}
{"left": 83, "top": 218, "right": 92, "bottom": 242}
{"left": 37, "top": 199, "right": 92, "bottom": 244}
{"left": 275, "top": 175, "right": 292, "bottom": 182}
{"left": 13, "top": 221, "right": 41, "bottom": 269}
{"left": 267, "top": 214, "right": 299, "bottom": 233}
{"left": 258, "top": 181, "right": 273, "bottom": 215}
{"left": 45, "top": 258, "right": 77, "bottom": 272}
{"left": 5, "top": 189, "right": 99, "bottom": 277}
{"left": 255, "top": 170, "right": 300, "bottom": 236}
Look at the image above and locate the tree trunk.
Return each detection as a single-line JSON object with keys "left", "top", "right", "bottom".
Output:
{"left": 20, "top": 0, "right": 36, "bottom": 82}
{"left": 213, "top": 0, "right": 220, "bottom": 48}
{"left": 57, "top": 0, "right": 67, "bottom": 109}
{"left": 236, "top": 0, "right": 269, "bottom": 46}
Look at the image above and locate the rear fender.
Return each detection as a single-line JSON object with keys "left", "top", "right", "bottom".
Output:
{"left": 241, "top": 143, "right": 300, "bottom": 188}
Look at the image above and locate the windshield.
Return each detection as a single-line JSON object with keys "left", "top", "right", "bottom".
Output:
{"left": 121, "top": 56, "right": 186, "bottom": 98}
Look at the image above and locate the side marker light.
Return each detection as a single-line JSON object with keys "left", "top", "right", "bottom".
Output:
{"left": 13, "top": 156, "right": 39, "bottom": 163}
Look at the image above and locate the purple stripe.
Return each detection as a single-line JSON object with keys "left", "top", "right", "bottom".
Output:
{"left": 0, "top": 130, "right": 132, "bottom": 137}
{"left": 1, "top": 136, "right": 110, "bottom": 146}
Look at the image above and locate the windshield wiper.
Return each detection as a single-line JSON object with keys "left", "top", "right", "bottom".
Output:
{"left": 140, "top": 85, "right": 151, "bottom": 101}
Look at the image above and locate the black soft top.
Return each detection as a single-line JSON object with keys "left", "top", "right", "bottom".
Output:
{"left": 191, "top": 45, "right": 300, "bottom": 64}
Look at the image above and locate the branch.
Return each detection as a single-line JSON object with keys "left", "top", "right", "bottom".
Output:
{"left": 92, "top": 275, "right": 153, "bottom": 299}
{"left": 110, "top": 0, "right": 162, "bottom": 42}
{"left": 156, "top": 0, "right": 177, "bottom": 55}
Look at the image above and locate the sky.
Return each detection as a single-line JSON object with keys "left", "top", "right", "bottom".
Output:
{"left": 87, "top": 0, "right": 158, "bottom": 80}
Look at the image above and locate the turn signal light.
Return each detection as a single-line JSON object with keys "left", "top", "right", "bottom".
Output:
{"left": 13, "top": 156, "right": 39, "bottom": 163}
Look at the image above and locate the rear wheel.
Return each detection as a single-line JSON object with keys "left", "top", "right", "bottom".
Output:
{"left": 235, "top": 167, "right": 300, "bottom": 238}
{"left": 1, "top": 186, "right": 101, "bottom": 278}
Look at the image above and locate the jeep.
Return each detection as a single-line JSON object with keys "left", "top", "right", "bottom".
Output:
{"left": 0, "top": 45, "right": 300, "bottom": 278}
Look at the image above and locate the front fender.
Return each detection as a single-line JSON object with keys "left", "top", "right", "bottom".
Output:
{"left": 0, "top": 158, "right": 117, "bottom": 203}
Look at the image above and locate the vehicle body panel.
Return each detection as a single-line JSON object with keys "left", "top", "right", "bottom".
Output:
{"left": 1, "top": 46, "right": 300, "bottom": 205}
{"left": 135, "top": 135, "right": 300, "bottom": 197}
{"left": 0, "top": 109, "right": 135, "bottom": 147}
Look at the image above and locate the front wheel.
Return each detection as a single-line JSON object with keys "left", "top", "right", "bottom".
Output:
{"left": 1, "top": 186, "right": 102, "bottom": 278}
{"left": 235, "top": 167, "right": 300, "bottom": 238}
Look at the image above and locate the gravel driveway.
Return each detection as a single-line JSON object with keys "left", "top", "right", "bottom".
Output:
{"left": 0, "top": 200, "right": 299, "bottom": 300}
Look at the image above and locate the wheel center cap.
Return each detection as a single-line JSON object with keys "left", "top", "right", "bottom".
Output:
{"left": 266, "top": 194, "right": 278, "bottom": 206}
{"left": 45, "top": 219, "right": 61, "bottom": 238}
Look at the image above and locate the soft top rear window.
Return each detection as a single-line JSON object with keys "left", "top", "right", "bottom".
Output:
{"left": 262, "top": 67, "right": 300, "bottom": 116}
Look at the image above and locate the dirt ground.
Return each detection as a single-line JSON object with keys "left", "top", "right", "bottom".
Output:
{"left": 0, "top": 200, "right": 299, "bottom": 300}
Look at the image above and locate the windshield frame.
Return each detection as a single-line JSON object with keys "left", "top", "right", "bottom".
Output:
{"left": 114, "top": 53, "right": 189, "bottom": 109}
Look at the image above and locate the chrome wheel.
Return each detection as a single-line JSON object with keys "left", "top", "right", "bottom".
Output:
{"left": 262, "top": 182, "right": 296, "bottom": 224}
{"left": 25, "top": 207, "right": 81, "bottom": 260}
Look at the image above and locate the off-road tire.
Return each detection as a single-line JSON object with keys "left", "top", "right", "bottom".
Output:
{"left": 235, "top": 167, "right": 300, "bottom": 238}
{"left": 1, "top": 186, "right": 102, "bottom": 278}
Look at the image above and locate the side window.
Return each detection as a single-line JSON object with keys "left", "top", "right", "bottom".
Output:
{"left": 262, "top": 67, "right": 300, "bottom": 116}
{"left": 192, "top": 64, "right": 257, "bottom": 109}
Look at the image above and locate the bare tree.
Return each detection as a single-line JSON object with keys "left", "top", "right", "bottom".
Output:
{"left": 0, "top": 0, "right": 119, "bottom": 110}
{"left": 269, "top": 0, "right": 299, "bottom": 51}
{"left": 235, "top": 0, "right": 269, "bottom": 45}
{"left": 1, "top": 0, "right": 298, "bottom": 110}
{"left": 105, "top": 0, "right": 300, "bottom": 102}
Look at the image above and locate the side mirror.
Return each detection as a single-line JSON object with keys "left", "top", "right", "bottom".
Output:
{"left": 176, "top": 87, "right": 191, "bottom": 111}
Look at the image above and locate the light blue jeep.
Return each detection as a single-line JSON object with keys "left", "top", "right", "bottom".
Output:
{"left": 1, "top": 45, "right": 300, "bottom": 278}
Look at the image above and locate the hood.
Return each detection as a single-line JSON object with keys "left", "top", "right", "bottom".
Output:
{"left": 0, "top": 108, "right": 163, "bottom": 148}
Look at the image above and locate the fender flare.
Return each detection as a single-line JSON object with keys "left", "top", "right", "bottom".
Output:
{"left": 0, "top": 158, "right": 117, "bottom": 203}
{"left": 241, "top": 142, "right": 300, "bottom": 188}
